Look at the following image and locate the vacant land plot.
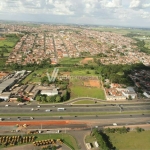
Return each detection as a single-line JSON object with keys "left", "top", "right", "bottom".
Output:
{"left": 70, "top": 79, "right": 105, "bottom": 100}
{"left": 71, "top": 69, "right": 96, "bottom": 76}
{"left": 21, "top": 68, "right": 54, "bottom": 84}
{"left": 59, "top": 57, "right": 82, "bottom": 64}
{"left": 80, "top": 58, "right": 93, "bottom": 64}
{"left": 0, "top": 35, "right": 19, "bottom": 49}
{"left": 107, "top": 130, "right": 150, "bottom": 150}
{"left": 84, "top": 80, "right": 101, "bottom": 88}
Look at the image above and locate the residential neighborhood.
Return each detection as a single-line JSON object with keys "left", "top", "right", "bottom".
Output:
{"left": 0, "top": 23, "right": 149, "bottom": 66}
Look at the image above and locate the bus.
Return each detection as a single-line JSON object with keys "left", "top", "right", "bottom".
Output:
{"left": 57, "top": 108, "right": 65, "bottom": 111}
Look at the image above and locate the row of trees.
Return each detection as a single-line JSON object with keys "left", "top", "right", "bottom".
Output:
{"left": 92, "top": 128, "right": 115, "bottom": 150}
{"left": 104, "top": 127, "right": 129, "bottom": 134}
{"left": 35, "top": 90, "right": 70, "bottom": 103}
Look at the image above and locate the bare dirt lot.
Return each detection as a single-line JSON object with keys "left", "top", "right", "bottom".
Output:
{"left": 84, "top": 80, "right": 101, "bottom": 88}
{"left": 81, "top": 58, "right": 93, "bottom": 64}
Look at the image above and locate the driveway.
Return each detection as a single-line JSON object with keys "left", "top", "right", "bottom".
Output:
{"left": 68, "top": 130, "right": 90, "bottom": 150}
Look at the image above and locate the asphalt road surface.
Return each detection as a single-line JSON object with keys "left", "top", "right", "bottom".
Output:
{"left": 0, "top": 103, "right": 149, "bottom": 114}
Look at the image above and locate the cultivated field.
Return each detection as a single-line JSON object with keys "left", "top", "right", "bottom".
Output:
{"left": 107, "top": 130, "right": 150, "bottom": 150}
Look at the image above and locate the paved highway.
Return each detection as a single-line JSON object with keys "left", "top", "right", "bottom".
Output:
{"left": 0, "top": 103, "right": 149, "bottom": 114}
{"left": 1, "top": 114, "right": 150, "bottom": 121}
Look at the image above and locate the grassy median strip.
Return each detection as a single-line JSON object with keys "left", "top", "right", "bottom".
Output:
{"left": 0, "top": 111, "right": 150, "bottom": 117}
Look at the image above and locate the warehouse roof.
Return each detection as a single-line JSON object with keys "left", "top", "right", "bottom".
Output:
{"left": 0, "top": 78, "right": 16, "bottom": 93}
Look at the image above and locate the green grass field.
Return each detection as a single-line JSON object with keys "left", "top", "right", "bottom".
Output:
{"left": 73, "top": 100, "right": 102, "bottom": 104}
{"left": 85, "top": 135, "right": 96, "bottom": 143}
{"left": 71, "top": 86, "right": 105, "bottom": 99}
{"left": 71, "top": 69, "right": 96, "bottom": 76}
{"left": 21, "top": 68, "right": 54, "bottom": 84}
{"left": 70, "top": 78, "right": 105, "bottom": 100}
{"left": 145, "top": 39, "right": 150, "bottom": 49}
{"left": 93, "top": 27, "right": 150, "bottom": 36}
{"left": 107, "top": 130, "right": 150, "bottom": 150}
{"left": 0, "top": 35, "right": 19, "bottom": 48}
{"left": 59, "top": 57, "right": 82, "bottom": 64}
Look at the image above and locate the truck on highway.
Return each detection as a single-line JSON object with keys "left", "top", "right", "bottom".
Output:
{"left": 46, "top": 130, "right": 60, "bottom": 133}
{"left": 113, "top": 123, "right": 117, "bottom": 126}
{"left": 57, "top": 108, "right": 65, "bottom": 111}
{"left": 17, "top": 103, "right": 25, "bottom": 106}
{"left": 0, "top": 118, "right": 4, "bottom": 121}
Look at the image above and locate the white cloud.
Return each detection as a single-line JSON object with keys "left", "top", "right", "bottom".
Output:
{"left": 143, "top": 3, "right": 150, "bottom": 8}
{"left": 129, "top": 0, "right": 150, "bottom": 8}
{"left": 139, "top": 10, "right": 150, "bottom": 18}
{"left": 0, "top": 0, "right": 150, "bottom": 27}
{"left": 129, "top": 0, "right": 142, "bottom": 8}
{"left": 104, "top": 0, "right": 122, "bottom": 8}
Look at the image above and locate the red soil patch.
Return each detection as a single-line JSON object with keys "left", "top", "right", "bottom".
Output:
{"left": 0, "top": 38, "right": 6, "bottom": 40}
{"left": 81, "top": 58, "right": 93, "bottom": 64}
{"left": 84, "top": 80, "right": 101, "bottom": 88}
{"left": 60, "top": 72, "right": 70, "bottom": 76}
{"left": 0, "top": 120, "right": 84, "bottom": 126}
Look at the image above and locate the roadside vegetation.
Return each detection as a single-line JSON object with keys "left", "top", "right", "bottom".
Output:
{"left": 87, "top": 127, "right": 149, "bottom": 150}
{"left": 73, "top": 100, "right": 102, "bottom": 104}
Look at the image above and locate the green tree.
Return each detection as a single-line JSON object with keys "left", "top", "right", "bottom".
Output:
{"left": 41, "top": 96, "right": 46, "bottom": 102}
{"left": 17, "top": 97, "right": 23, "bottom": 102}
{"left": 46, "top": 96, "right": 51, "bottom": 102}
{"left": 56, "top": 95, "right": 61, "bottom": 102}
{"left": 136, "top": 127, "right": 144, "bottom": 133}
{"left": 35, "top": 95, "right": 41, "bottom": 101}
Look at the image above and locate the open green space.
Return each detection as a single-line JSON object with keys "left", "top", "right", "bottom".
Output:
{"left": 85, "top": 135, "right": 96, "bottom": 143}
{"left": 21, "top": 68, "right": 54, "bottom": 84}
{"left": 70, "top": 78, "right": 105, "bottom": 100}
{"left": 145, "top": 39, "right": 150, "bottom": 49}
{"left": 93, "top": 27, "right": 150, "bottom": 36}
{"left": 59, "top": 57, "right": 82, "bottom": 64}
{"left": 71, "top": 86, "right": 105, "bottom": 99}
{"left": 116, "top": 71, "right": 124, "bottom": 76}
{"left": 0, "top": 34, "right": 20, "bottom": 49}
{"left": 71, "top": 69, "right": 97, "bottom": 76}
{"left": 73, "top": 100, "right": 103, "bottom": 104}
{"left": 107, "top": 130, "right": 150, "bottom": 150}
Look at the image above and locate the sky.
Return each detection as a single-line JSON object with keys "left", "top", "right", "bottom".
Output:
{"left": 0, "top": 0, "right": 150, "bottom": 27}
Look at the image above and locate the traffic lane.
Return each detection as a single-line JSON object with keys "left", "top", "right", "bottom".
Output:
{"left": 0, "top": 106, "right": 150, "bottom": 114}
{"left": 0, "top": 103, "right": 150, "bottom": 108}
{"left": 2, "top": 114, "right": 150, "bottom": 121}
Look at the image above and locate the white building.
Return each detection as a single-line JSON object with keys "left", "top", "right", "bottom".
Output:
{"left": 122, "top": 87, "right": 137, "bottom": 99}
{"left": 143, "top": 92, "right": 150, "bottom": 98}
{"left": 0, "top": 92, "right": 11, "bottom": 101}
{"left": 41, "top": 88, "right": 58, "bottom": 96}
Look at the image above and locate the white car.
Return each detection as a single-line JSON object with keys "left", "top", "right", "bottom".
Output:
{"left": 31, "top": 108, "right": 34, "bottom": 111}
{"left": 37, "top": 106, "right": 41, "bottom": 108}
{"left": 5, "top": 104, "right": 9, "bottom": 107}
{"left": 45, "top": 109, "right": 51, "bottom": 112}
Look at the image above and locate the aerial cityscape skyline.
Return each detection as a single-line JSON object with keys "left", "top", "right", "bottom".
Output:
{"left": 0, "top": 1, "right": 150, "bottom": 149}
{"left": 0, "top": 0, "right": 150, "bottom": 27}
